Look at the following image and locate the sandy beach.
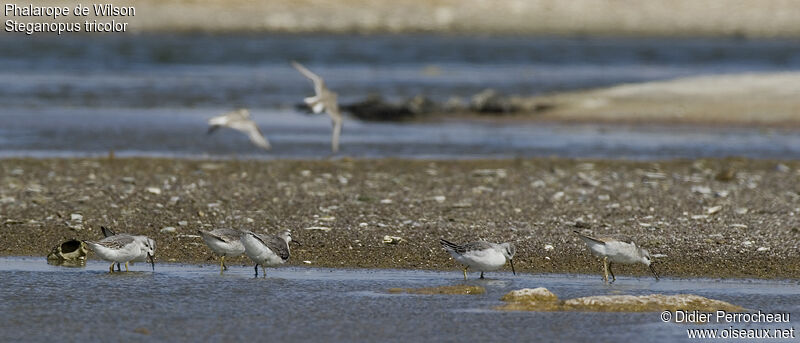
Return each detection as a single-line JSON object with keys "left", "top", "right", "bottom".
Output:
{"left": 2, "top": 157, "right": 798, "bottom": 279}
{"left": 519, "top": 72, "right": 800, "bottom": 127}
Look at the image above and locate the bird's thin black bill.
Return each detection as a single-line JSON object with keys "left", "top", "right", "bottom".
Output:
{"left": 649, "top": 264, "right": 659, "bottom": 280}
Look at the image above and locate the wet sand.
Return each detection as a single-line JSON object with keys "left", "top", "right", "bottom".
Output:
{"left": 520, "top": 72, "right": 800, "bottom": 127}
{"left": 1, "top": 157, "right": 798, "bottom": 279}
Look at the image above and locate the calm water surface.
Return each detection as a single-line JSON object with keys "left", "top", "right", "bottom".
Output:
{"left": 0, "top": 257, "right": 797, "bottom": 342}
{"left": 2, "top": 34, "right": 800, "bottom": 159}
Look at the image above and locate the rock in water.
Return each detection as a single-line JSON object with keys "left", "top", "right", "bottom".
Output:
{"left": 46, "top": 239, "right": 88, "bottom": 267}
{"left": 497, "top": 288, "right": 743, "bottom": 312}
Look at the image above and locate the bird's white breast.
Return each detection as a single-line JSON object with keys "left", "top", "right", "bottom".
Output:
{"left": 454, "top": 249, "right": 507, "bottom": 271}
{"left": 203, "top": 236, "right": 245, "bottom": 256}
{"left": 588, "top": 240, "right": 641, "bottom": 264}
{"left": 89, "top": 242, "right": 140, "bottom": 263}
{"left": 241, "top": 234, "right": 285, "bottom": 266}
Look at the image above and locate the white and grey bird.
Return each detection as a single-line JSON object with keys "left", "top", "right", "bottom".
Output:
{"left": 574, "top": 230, "right": 659, "bottom": 283}
{"left": 241, "top": 230, "right": 292, "bottom": 278}
{"left": 440, "top": 239, "right": 516, "bottom": 280}
{"left": 207, "top": 109, "right": 271, "bottom": 150}
{"left": 100, "top": 226, "right": 156, "bottom": 271}
{"left": 291, "top": 61, "right": 343, "bottom": 153}
{"left": 85, "top": 233, "right": 155, "bottom": 273}
{"left": 198, "top": 228, "right": 246, "bottom": 274}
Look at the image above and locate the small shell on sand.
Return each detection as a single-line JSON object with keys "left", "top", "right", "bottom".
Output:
{"left": 383, "top": 235, "right": 404, "bottom": 244}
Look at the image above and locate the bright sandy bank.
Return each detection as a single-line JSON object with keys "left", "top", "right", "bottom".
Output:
{"left": 527, "top": 72, "right": 800, "bottom": 126}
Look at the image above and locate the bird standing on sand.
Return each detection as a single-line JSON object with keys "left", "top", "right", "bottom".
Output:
{"left": 198, "top": 228, "right": 246, "bottom": 274}
{"left": 241, "top": 230, "right": 293, "bottom": 278}
{"left": 574, "top": 230, "right": 659, "bottom": 283}
{"left": 207, "top": 109, "right": 271, "bottom": 150}
{"left": 440, "top": 239, "right": 516, "bottom": 280}
{"left": 291, "top": 61, "right": 343, "bottom": 153}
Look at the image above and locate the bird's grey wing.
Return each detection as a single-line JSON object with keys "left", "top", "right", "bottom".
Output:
{"left": 291, "top": 61, "right": 325, "bottom": 93}
{"left": 608, "top": 234, "right": 634, "bottom": 244}
{"left": 439, "top": 238, "right": 460, "bottom": 252}
{"left": 227, "top": 118, "right": 270, "bottom": 150}
{"left": 208, "top": 113, "right": 228, "bottom": 127}
{"left": 101, "top": 226, "right": 116, "bottom": 238}
{"left": 459, "top": 241, "right": 494, "bottom": 254}
{"left": 244, "top": 123, "right": 271, "bottom": 150}
{"left": 209, "top": 109, "right": 248, "bottom": 127}
{"left": 215, "top": 228, "right": 243, "bottom": 242}
{"left": 99, "top": 235, "right": 135, "bottom": 249}
{"left": 266, "top": 235, "right": 290, "bottom": 260}
{"left": 573, "top": 231, "right": 607, "bottom": 245}
{"left": 231, "top": 109, "right": 251, "bottom": 120}
{"left": 201, "top": 229, "right": 239, "bottom": 244}
{"left": 324, "top": 94, "right": 342, "bottom": 119}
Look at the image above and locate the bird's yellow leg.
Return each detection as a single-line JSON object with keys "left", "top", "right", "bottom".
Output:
{"left": 220, "top": 256, "right": 225, "bottom": 275}
{"left": 262, "top": 265, "right": 266, "bottom": 278}
{"left": 602, "top": 257, "right": 609, "bottom": 283}
{"left": 109, "top": 263, "right": 115, "bottom": 273}
{"left": 462, "top": 266, "right": 469, "bottom": 280}
{"left": 125, "top": 262, "right": 129, "bottom": 272}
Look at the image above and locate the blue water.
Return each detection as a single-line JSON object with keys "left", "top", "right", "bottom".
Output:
{"left": 2, "top": 35, "right": 800, "bottom": 107}
{"left": 0, "top": 257, "right": 797, "bottom": 342}
{"left": 1, "top": 34, "right": 800, "bottom": 159}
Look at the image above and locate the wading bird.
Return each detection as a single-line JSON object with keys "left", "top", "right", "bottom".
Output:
{"left": 440, "top": 239, "right": 516, "bottom": 280}
{"left": 241, "top": 230, "right": 293, "bottom": 278}
{"left": 574, "top": 230, "right": 659, "bottom": 283}
{"left": 198, "top": 228, "right": 246, "bottom": 275}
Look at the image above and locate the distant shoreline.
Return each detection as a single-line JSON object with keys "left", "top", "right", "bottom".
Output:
{"left": 343, "top": 72, "right": 800, "bottom": 127}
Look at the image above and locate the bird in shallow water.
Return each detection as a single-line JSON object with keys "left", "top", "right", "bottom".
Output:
{"left": 207, "top": 108, "right": 271, "bottom": 150}
{"left": 100, "top": 226, "right": 156, "bottom": 272}
{"left": 291, "top": 61, "right": 343, "bottom": 153}
{"left": 440, "top": 239, "right": 515, "bottom": 280}
{"left": 85, "top": 233, "right": 155, "bottom": 273}
{"left": 241, "top": 230, "right": 293, "bottom": 278}
{"left": 574, "top": 230, "right": 659, "bottom": 283}
{"left": 198, "top": 228, "right": 246, "bottom": 275}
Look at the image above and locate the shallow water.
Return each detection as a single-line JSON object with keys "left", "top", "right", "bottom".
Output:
{"left": 1, "top": 257, "right": 797, "bottom": 342}
{"left": 2, "top": 34, "right": 800, "bottom": 159}
{"left": 2, "top": 35, "right": 800, "bottom": 107}
{"left": 3, "top": 108, "right": 800, "bottom": 160}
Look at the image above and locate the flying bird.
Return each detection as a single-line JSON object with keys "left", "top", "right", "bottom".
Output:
{"left": 291, "top": 61, "right": 343, "bottom": 153}
{"left": 207, "top": 109, "right": 271, "bottom": 150}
